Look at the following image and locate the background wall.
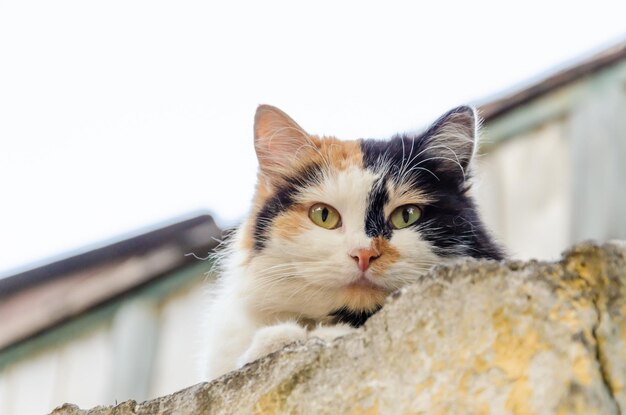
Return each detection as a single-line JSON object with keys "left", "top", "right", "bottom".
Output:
{"left": 0, "top": 262, "right": 214, "bottom": 415}
{"left": 475, "top": 57, "right": 626, "bottom": 259}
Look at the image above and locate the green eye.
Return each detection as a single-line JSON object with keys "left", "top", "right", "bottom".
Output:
{"left": 390, "top": 205, "right": 422, "bottom": 229}
{"left": 309, "top": 203, "right": 341, "bottom": 229}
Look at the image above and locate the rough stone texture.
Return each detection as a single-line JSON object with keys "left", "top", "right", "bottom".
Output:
{"left": 51, "top": 241, "right": 626, "bottom": 415}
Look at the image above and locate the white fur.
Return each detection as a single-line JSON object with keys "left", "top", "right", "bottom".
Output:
{"left": 198, "top": 105, "right": 487, "bottom": 380}
{"left": 200, "top": 164, "right": 448, "bottom": 380}
{"left": 309, "top": 323, "right": 355, "bottom": 342}
{"left": 237, "top": 322, "right": 307, "bottom": 367}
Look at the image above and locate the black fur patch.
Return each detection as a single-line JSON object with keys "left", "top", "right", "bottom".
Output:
{"left": 364, "top": 178, "right": 392, "bottom": 239}
{"left": 253, "top": 165, "right": 323, "bottom": 251}
{"left": 359, "top": 110, "right": 504, "bottom": 261}
{"left": 416, "top": 195, "right": 504, "bottom": 260}
{"left": 330, "top": 306, "right": 381, "bottom": 328}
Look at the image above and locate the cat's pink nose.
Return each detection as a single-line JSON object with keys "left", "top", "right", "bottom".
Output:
{"left": 350, "top": 248, "right": 380, "bottom": 272}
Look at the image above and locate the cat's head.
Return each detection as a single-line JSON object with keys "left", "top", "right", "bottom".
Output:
{"left": 239, "top": 105, "right": 503, "bottom": 324}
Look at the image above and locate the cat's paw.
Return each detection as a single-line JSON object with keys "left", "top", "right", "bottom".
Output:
{"left": 309, "top": 323, "right": 356, "bottom": 343}
{"left": 237, "top": 322, "right": 307, "bottom": 368}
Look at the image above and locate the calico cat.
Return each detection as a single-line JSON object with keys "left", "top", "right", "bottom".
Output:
{"left": 202, "top": 104, "right": 503, "bottom": 379}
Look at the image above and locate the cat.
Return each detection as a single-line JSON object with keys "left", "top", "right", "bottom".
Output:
{"left": 201, "top": 104, "right": 504, "bottom": 380}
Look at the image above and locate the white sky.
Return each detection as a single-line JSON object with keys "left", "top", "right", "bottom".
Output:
{"left": 1, "top": 0, "right": 625, "bottom": 276}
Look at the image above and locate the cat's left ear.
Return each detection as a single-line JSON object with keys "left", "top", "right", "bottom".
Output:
{"left": 422, "top": 105, "right": 478, "bottom": 180}
{"left": 254, "top": 104, "right": 312, "bottom": 180}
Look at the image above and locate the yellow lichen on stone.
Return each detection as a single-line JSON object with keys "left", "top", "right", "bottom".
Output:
{"left": 350, "top": 399, "right": 379, "bottom": 415}
{"left": 492, "top": 307, "right": 547, "bottom": 415}
{"left": 621, "top": 304, "right": 626, "bottom": 344}
{"left": 548, "top": 305, "right": 587, "bottom": 331}
{"left": 555, "top": 390, "right": 597, "bottom": 415}
{"left": 474, "top": 355, "right": 489, "bottom": 373}
{"left": 423, "top": 341, "right": 435, "bottom": 356}
{"left": 565, "top": 250, "right": 625, "bottom": 401}
{"left": 430, "top": 382, "right": 447, "bottom": 406}
{"left": 475, "top": 402, "right": 490, "bottom": 415}
{"left": 459, "top": 371, "right": 472, "bottom": 393}
{"left": 595, "top": 329, "right": 622, "bottom": 398}
{"left": 430, "top": 359, "right": 446, "bottom": 372}
{"left": 254, "top": 371, "right": 305, "bottom": 415}
{"left": 506, "top": 378, "right": 533, "bottom": 415}
{"left": 571, "top": 355, "right": 593, "bottom": 386}
{"left": 254, "top": 389, "right": 284, "bottom": 415}
{"left": 414, "top": 377, "right": 433, "bottom": 396}
{"left": 565, "top": 251, "right": 608, "bottom": 291}
{"left": 492, "top": 309, "right": 545, "bottom": 378}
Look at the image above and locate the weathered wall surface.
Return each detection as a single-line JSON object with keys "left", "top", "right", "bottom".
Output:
{"left": 475, "top": 119, "right": 571, "bottom": 261}
{"left": 475, "top": 58, "right": 626, "bottom": 261}
{"left": 52, "top": 242, "right": 626, "bottom": 415}
{"left": 0, "top": 262, "right": 214, "bottom": 415}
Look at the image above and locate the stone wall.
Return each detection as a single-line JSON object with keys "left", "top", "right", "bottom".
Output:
{"left": 52, "top": 242, "right": 626, "bottom": 415}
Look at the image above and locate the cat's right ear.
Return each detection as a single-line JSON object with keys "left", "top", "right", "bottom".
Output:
{"left": 254, "top": 105, "right": 312, "bottom": 180}
{"left": 419, "top": 105, "right": 478, "bottom": 183}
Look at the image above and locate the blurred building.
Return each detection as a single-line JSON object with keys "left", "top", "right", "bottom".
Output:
{"left": 1, "top": 40, "right": 626, "bottom": 415}
{"left": 0, "top": 215, "right": 221, "bottom": 414}
{"left": 475, "top": 40, "right": 626, "bottom": 260}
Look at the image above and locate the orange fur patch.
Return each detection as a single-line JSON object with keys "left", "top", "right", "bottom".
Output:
{"left": 245, "top": 137, "right": 364, "bottom": 251}
{"left": 340, "top": 285, "right": 388, "bottom": 312}
{"left": 241, "top": 220, "right": 255, "bottom": 251}
{"left": 271, "top": 205, "right": 310, "bottom": 241}
{"left": 314, "top": 136, "right": 363, "bottom": 170}
{"left": 259, "top": 136, "right": 363, "bottom": 188}
{"left": 370, "top": 237, "right": 400, "bottom": 276}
